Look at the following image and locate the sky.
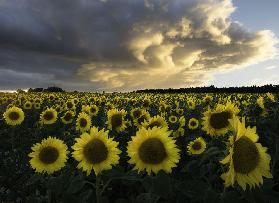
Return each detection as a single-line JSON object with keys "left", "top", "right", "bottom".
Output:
{"left": 0, "top": 0, "right": 278, "bottom": 92}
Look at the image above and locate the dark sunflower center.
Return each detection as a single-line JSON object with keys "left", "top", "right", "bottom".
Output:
{"left": 147, "top": 121, "right": 161, "bottom": 129}
{"left": 171, "top": 117, "right": 176, "bottom": 122}
{"left": 43, "top": 111, "right": 54, "bottom": 121}
{"left": 39, "top": 146, "right": 59, "bottom": 164}
{"left": 64, "top": 112, "right": 73, "bottom": 121}
{"left": 192, "top": 141, "right": 201, "bottom": 150}
{"left": 8, "top": 111, "right": 20, "bottom": 120}
{"left": 190, "top": 121, "right": 196, "bottom": 126}
{"left": 67, "top": 102, "right": 73, "bottom": 109}
{"left": 111, "top": 114, "right": 123, "bottom": 127}
{"left": 232, "top": 136, "right": 259, "bottom": 174}
{"left": 133, "top": 110, "right": 142, "bottom": 118}
{"left": 79, "top": 118, "right": 88, "bottom": 128}
{"left": 83, "top": 139, "right": 108, "bottom": 164}
{"left": 209, "top": 111, "right": 231, "bottom": 129}
{"left": 90, "top": 107, "right": 96, "bottom": 113}
{"left": 139, "top": 138, "right": 167, "bottom": 164}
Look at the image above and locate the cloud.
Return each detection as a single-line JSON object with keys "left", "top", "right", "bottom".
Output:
{"left": 265, "top": 65, "right": 278, "bottom": 70}
{"left": 0, "top": 0, "right": 278, "bottom": 91}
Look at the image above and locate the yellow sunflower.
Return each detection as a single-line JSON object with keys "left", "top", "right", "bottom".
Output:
{"left": 187, "top": 137, "right": 206, "bottom": 155}
{"left": 107, "top": 109, "right": 127, "bottom": 132}
{"left": 29, "top": 137, "right": 69, "bottom": 174}
{"left": 88, "top": 105, "right": 99, "bottom": 116}
{"left": 168, "top": 115, "right": 178, "bottom": 124}
{"left": 61, "top": 110, "right": 75, "bottom": 124}
{"left": 220, "top": 116, "right": 273, "bottom": 190}
{"left": 188, "top": 118, "right": 199, "bottom": 130}
{"left": 23, "top": 101, "right": 32, "bottom": 109}
{"left": 142, "top": 115, "right": 168, "bottom": 129}
{"left": 72, "top": 127, "right": 121, "bottom": 176}
{"left": 40, "top": 108, "right": 58, "bottom": 125}
{"left": 3, "top": 106, "right": 25, "bottom": 126}
{"left": 127, "top": 127, "right": 180, "bottom": 175}
{"left": 201, "top": 102, "right": 239, "bottom": 136}
{"left": 76, "top": 112, "right": 91, "bottom": 132}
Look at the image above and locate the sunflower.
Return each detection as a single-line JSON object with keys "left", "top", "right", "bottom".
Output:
{"left": 187, "top": 99, "right": 196, "bottom": 110}
{"left": 168, "top": 115, "right": 178, "bottom": 124}
{"left": 203, "top": 95, "right": 213, "bottom": 105}
{"left": 3, "top": 106, "right": 25, "bottom": 126}
{"left": 34, "top": 103, "right": 41, "bottom": 110}
{"left": 88, "top": 105, "right": 99, "bottom": 116}
{"left": 131, "top": 108, "right": 143, "bottom": 120}
{"left": 188, "top": 118, "right": 199, "bottom": 130}
{"left": 61, "top": 110, "right": 75, "bottom": 124}
{"left": 40, "top": 108, "right": 58, "bottom": 125}
{"left": 220, "top": 116, "right": 273, "bottom": 190}
{"left": 127, "top": 127, "right": 180, "bottom": 175}
{"left": 23, "top": 101, "right": 32, "bottom": 109}
{"left": 173, "top": 127, "right": 185, "bottom": 138}
{"left": 266, "top": 92, "right": 275, "bottom": 102}
{"left": 142, "top": 115, "right": 168, "bottom": 129}
{"left": 107, "top": 109, "right": 127, "bottom": 132}
{"left": 76, "top": 112, "right": 91, "bottom": 132}
{"left": 187, "top": 137, "right": 206, "bottom": 155}
{"left": 72, "top": 127, "right": 121, "bottom": 175}
{"left": 65, "top": 100, "right": 75, "bottom": 110}
{"left": 201, "top": 102, "right": 239, "bottom": 136}
{"left": 29, "top": 137, "right": 69, "bottom": 174}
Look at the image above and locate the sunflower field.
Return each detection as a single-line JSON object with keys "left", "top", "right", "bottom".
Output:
{"left": 0, "top": 92, "right": 279, "bottom": 203}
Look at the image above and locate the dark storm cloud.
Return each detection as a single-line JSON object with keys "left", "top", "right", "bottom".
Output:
{"left": 0, "top": 0, "right": 278, "bottom": 91}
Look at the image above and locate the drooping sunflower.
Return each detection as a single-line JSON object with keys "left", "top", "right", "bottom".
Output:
{"left": 72, "top": 127, "right": 121, "bottom": 176}
{"left": 127, "top": 127, "right": 180, "bottom": 175}
{"left": 187, "top": 137, "right": 206, "bottom": 155}
{"left": 61, "top": 110, "right": 75, "bottom": 124}
{"left": 3, "top": 106, "right": 25, "bottom": 126}
{"left": 201, "top": 102, "right": 239, "bottom": 136}
{"left": 76, "top": 112, "right": 91, "bottom": 132}
{"left": 107, "top": 109, "right": 127, "bottom": 132}
{"left": 220, "top": 116, "right": 273, "bottom": 190}
{"left": 142, "top": 115, "right": 168, "bottom": 129}
{"left": 29, "top": 137, "right": 69, "bottom": 174}
{"left": 188, "top": 118, "right": 199, "bottom": 130}
{"left": 40, "top": 108, "right": 57, "bottom": 125}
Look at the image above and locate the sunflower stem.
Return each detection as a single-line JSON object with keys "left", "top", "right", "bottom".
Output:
{"left": 95, "top": 175, "right": 102, "bottom": 203}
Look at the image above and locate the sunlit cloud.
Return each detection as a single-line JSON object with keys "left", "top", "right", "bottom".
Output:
{"left": 0, "top": 0, "right": 278, "bottom": 91}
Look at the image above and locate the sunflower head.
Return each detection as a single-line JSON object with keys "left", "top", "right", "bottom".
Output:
{"left": 220, "top": 116, "right": 273, "bottom": 190}
{"left": 107, "top": 109, "right": 127, "bottom": 132}
{"left": 143, "top": 115, "right": 168, "bottom": 129}
{"left": 62, "top": 111, "right": 75, "bottom": 124}
{"left": 188, "top": 118, "right": 199, "bottom": 130}
{"left": 72, "top": 127, "right": 121, "bottom": 175}
{"left": 3, "top": 106, "right": 25, "bottom": 126}
{"left": 76, "top": 112, "right": 91, "bottom": 132}
{"left": 187, "top": 137, "right": 206, "bottom": 155}
{"left": 40, "top": 108, "right": 58, "bottom": 125}
{"left": 29, "top": 137, "right": 69, "bottom": 174}
{"left": 127, "top": 127, "right": 180, "bottom": 175}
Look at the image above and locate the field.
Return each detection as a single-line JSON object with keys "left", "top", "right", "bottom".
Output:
{"left": 0, "top": 92, "right": 279, "bottom": 203}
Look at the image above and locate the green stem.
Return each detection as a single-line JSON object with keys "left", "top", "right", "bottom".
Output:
{"left": 96, "top": 175, "right": 102, "bottom": 203}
